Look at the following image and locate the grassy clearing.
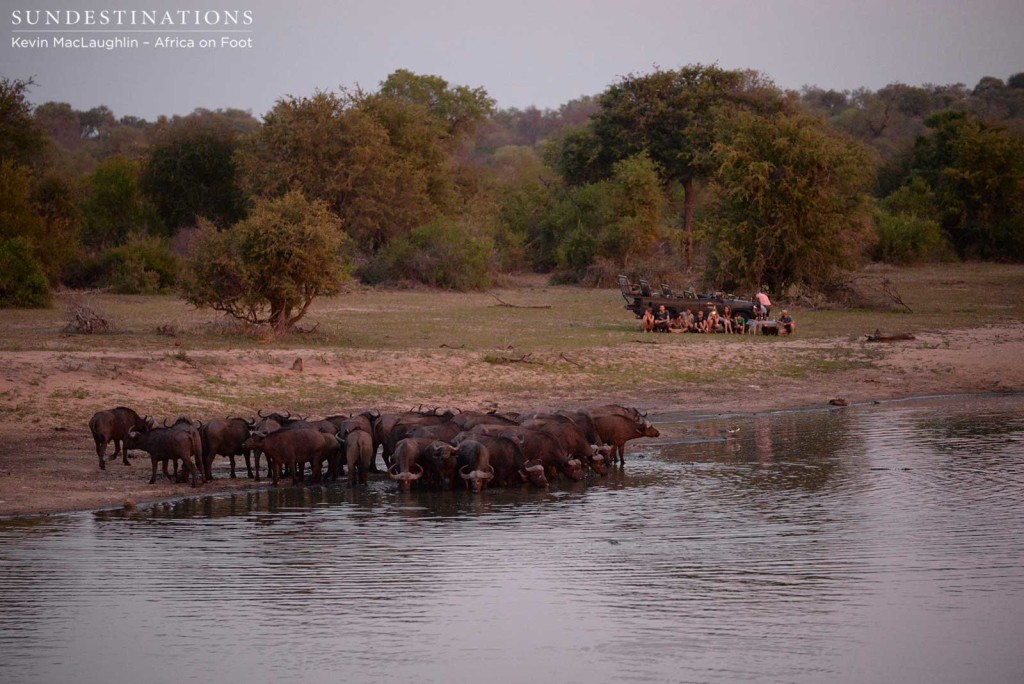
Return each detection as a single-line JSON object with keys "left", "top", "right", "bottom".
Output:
{"left": 1, "top": 264, "right": 1022, "bottom": 417}
{"left": 3, "top": 264, "right": 1011, "bottom": 355}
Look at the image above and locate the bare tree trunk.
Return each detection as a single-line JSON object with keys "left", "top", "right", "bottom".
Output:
{"left": 683, "top": 178, "right": 695, "bottom": 269}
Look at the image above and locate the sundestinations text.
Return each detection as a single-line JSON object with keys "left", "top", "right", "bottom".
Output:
{"left": 10, "top": 9, "right": 253, "bottom": 26}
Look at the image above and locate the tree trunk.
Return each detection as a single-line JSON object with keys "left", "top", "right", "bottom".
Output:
{"left": 682, "top": 178, "right": 695, "bottom": 269}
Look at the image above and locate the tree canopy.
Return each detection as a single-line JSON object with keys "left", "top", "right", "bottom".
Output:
{"left": 183, "top": 191, "right": 349, "bottom": 331}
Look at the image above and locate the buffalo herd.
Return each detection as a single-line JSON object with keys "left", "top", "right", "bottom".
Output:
{"left": 87, "top": 405, "right": 661, "bottom": 492}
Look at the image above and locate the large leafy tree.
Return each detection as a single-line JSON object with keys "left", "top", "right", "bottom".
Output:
{"left": 910, "top": 111, "right": 1024, "bottom": 259}
{"left": 375, "top": 69, "right": 494, "bottom": 140}
{"left": 239, "top": 91, "right": 434, "bottom": 252}
{"left": 141, "top": 110, "right": 253, "bottom": 231}
{"left": 705, "top": 110, "right": 877, "bottom": 292}
{"left": 183, "top": 191, "right": 348, "bottom": 332}
{"left": 578, "top": 65, "right": 784, "bottom": 265}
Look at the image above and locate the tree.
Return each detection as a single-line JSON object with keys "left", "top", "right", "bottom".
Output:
{"left": 910, "top": 111, "right": 1024, "bottom": 259}
{"left": 580, "top": 65, "right": 784, "bottom": 265}
{"left": 142, "top": 112, "right": 249, "bottom": 231}
{"left": 239, "top": 91, "right": 434, "bottom": 252}
{"left": 81, "top": 156, "right": 152, "bottom": 248}
{"left": 0, "top": 237, "right": 50, "bottom": 307}
{"left": 705, "top": 110, "right": 877, "bottom": 292}
{"left": 183, "top": 191, "right": 348, "bottom": 332}
{"left": 375, "top": 69, "right": 494, "bottom": 140}
{"left": 0, "top": 77, "right": 47, "bottom": 166}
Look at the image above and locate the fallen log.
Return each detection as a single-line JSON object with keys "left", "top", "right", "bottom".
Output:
{"left": 865, "top": 330, "right": 916, "bottom": 342}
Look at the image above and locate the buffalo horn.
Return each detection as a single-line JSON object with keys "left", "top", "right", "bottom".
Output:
{"left": 258, "top": 408, "right": 268, "bottom": 418}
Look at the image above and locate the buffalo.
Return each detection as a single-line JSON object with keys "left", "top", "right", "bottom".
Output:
{"left": 453, "top": 439, "right": 495, "bottom": 492}
{"left": 340, "top": 428, "right": 373, "bottom": 486}
{"left": 200, "top": 417, "right": 254, "bottom": 480}
{"left": 89, "top": 406, "right": 153, "bottom": 469}
{"left": 519, "top": 414, "right": 609, "bottom": 476}
{"left": 454, "top": 432, "right": 547, "bottom": 488}
{"left": 387, "top": 437, "right": 457, "bottom": 491}
{"left": 589, "top": 406, "right": 660, "bottom": 466}
{"left": 243, "top": 428, "right": 341, "bottom": 487}
{"left": 126, "top": 426, "right": 203, "bottom": 487}
{"left": 471, "top": 424, "right": 583, "bottom": 482}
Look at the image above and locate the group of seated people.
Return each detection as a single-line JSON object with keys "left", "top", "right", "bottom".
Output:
{"left": 642, "top": 304, "right": 795, "bottom": 335}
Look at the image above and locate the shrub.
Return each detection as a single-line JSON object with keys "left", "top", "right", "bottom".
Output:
{"left": 0, "top": 237, "right": 51, "bottom": 307}
{"left": 182, "top": 191, "right": 349, "bottom": 332}
{"left": 873, "top": 210, "right": 956, "bottom": 264}
{"left": 101, "top": 234, "right": 181, "bottom": 294}
{"left": 366, "top": 218, "right": 491, "bottom": 290}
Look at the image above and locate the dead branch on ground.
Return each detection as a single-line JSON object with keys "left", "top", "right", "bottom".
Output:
{"left": 490, "top": 295, "right": 551, "bottom": 309}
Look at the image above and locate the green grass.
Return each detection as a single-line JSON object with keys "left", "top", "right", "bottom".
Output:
{"left": 2, "top": 264, "right": 1023, "bottom": 417}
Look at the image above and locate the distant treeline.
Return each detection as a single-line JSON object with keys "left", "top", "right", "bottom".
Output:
{"left": 2, "top": 66, "right": 1023, "bottom": 312}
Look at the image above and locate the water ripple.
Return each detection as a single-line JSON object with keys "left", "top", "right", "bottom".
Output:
{"left": 1, "top": 395, "right": 1023, "bottom": 684}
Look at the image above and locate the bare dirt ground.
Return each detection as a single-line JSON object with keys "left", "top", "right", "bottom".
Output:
{"left": 2, "top": 321, "right": 1021, "bottom": 519}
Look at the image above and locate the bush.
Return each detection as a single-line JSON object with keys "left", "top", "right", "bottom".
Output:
{"left": 182, "top": 191, "right": 349, "bottom": 332}
{"left": 873, "top": 210, "right": 956, "bottom": 264}
{"left": 101, "top": 234, "right": 180, "bottom": 293}
{"left": 365, "top": 218, "right": 491, "bottom": 290}
{"left": 0, "top": 238, "right": 51, "bottom": 307}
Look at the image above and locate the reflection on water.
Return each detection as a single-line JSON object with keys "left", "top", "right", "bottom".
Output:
{"left": 2, "top": 395, "right": 1023, "bottom": 684}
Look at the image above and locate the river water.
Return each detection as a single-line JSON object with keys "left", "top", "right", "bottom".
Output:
{"left": 1, "top": 394, "right": 1023, "bottom": 684}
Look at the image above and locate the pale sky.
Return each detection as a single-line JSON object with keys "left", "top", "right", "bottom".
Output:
{"left": 3, "top": 0, "right": 1022, "bottom": 120}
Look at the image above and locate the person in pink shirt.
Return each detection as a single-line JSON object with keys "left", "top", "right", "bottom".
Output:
{"left": 755, "top": 290, "right": 772, "bottom": 319}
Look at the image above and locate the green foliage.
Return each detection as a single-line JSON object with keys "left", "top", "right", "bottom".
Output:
{"left": 0, "top": 77, "right": 47, "bottom": 166}
{"left": 591, "top": 65, "right": 782, "bottom": 186}
{"left": 367, "top": 217, "right": 492, "bottom": 290}
{"left": 141, "top": 114, "right": 248, "bottom": 231}
{"left": 182, "top": 191, "right": 349, "bottom": 331}
{"left": 375, "top": 69, "right": 495, "bottom": 139}
{"left": 239, "top": 91, "right": 434, "bottom": 253}
{"left": 874, "top": 180, "right": 955, "bottom": 263}
{"left": 0, "top": 238, "right": 51, "bottom": 308}
{"left": 598, "top": 153, "right": 666, "bottom": 260}
{"left": 910, "top": 111, "right": 1024, "bottom": 259}
{"left": 81, "top": 156, "right": 153, "bottom": 248}
{"left": 101, "top": 234, "right": 180, "bottom": 293}
{"left": 493, "top": 150, "right": 668, "bottom": 277}
{"left": 557, "top": 224, "right": 597, "bottom": 274}
{"left": 705, "top": 110, "right": 878, "bottom": 292}
{"left": 573, "top": 65, "right": 786, "bottom": 263}
{"left": 0, "top": 159, "right": 46, "bottom": 245}
{"left": 873, "top": 210, "right": 955, "bottom": 264}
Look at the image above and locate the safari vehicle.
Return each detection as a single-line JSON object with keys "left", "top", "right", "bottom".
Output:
{"left": 617, "top": 274, "right": 757, "bottom": 322}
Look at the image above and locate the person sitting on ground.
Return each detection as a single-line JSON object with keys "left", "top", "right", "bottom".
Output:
{"left": 669, "top": 311, "right": 686, "bottom": 333}
{"left": 653, "top": 304, "right": 670, "bottom": 332}
{"left": 641, "top": 307, "right": 655, "bottom": 333}
{"left": 779, "top": 309, "right": 795, "bottom": 335}
{"left": 733, "top": 314, "right": 746, "bottom": 334}
{"left": 684, "top": 308, "right": 695, "bottom": 332}
{"left": 722, "top": 306, "right": 734, "bottom": 334}
{"left": 707, "top": 309, "right": 720, "bottom": 333}
{"left": 694, "top": 310, "right": 706, "bottom": 333}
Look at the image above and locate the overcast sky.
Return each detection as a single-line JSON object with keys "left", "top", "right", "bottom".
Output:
{"left": 3, "top": 0, "right": 1023, "bottom": 120}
